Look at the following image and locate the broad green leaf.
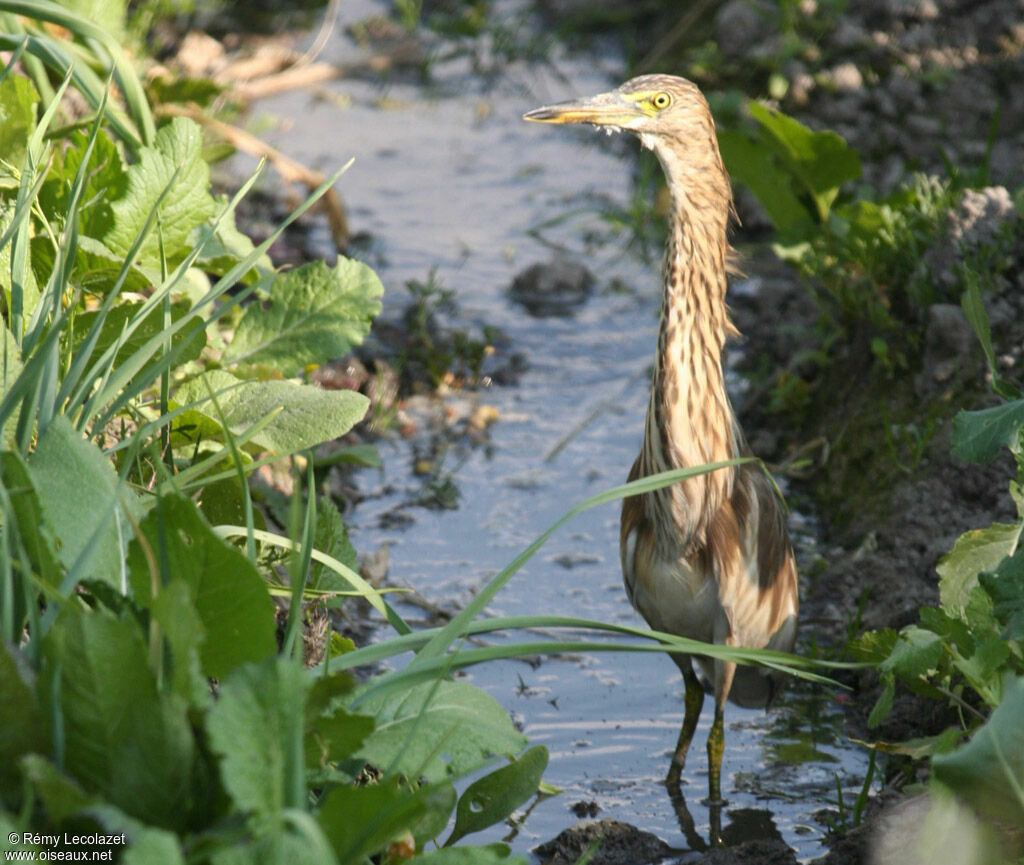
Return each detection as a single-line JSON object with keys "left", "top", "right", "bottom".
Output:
{"left": 196, "top": 476, "right": 266, "bottom": 530}
{"left": 351, "top": 679, "right": 528, "bottom": 783}
{"left": 172, "top": 370, "right": 370, "bottom": 456}
{"left": 317, "top": 778, "right": 453, "bottom": 862}
{"left": 38, "top": 607, "right": 195, "bottom": 828}
{"left": 0, "top": 74, "right": 39, "bottom": 174}
{"left": 102, "top": 118, "right": 217, "bottom": 264}
{"left": 54, "top": 0, "right": 126, "bottom": 39}
{"left": 882, "top": 626, "right": 944, "bottom": 680}
{"left": 191, "top": 201, "right": 273, "bottom": 283}
{"left": 951, "top": 398, "right": 1024, "bottom": 463}
{"left": 208, "top": 826, "right": 336, "bottom": 865}
{"left": 150, "top": 579, "right": 209, "bottom": 707}
{"left": 951, "top": 634, "right": 1010, "bottom": 708}
{"left": 937, "top": 521, "right": 1024, "bottom": 617}
{"left": 70, "top": 299, "right": 205, "bottom": 370}
{"left": 0, "top": 450, "right": 62, "bottom": 589}
{"left": 19, "top": 754, "right": 93, "bottom": 823}
{"left": 305, "top": 706, "right": 375, "bottom": 769}
{"left": 305, "top": 672, "right": 374, "bottom": 767}
{"left": 748, "top": 102, "right": 861, "bottom": 222}
{"left": 446, "top": 745, "right": 548, "bottom": 846}
{"left": 410, "top": 845, "right": 520, "bottom": 864}
{"left": 120, "top": 830, "right": 186, "bottom": 865}
{"left": 979, "top": 546, "right": 1024, "bottom": 643}
{"left": 31, "top": 236, "right": 149, "bottom": 298}
{"left": 0, "top": 644, "right": 47, "bottom": 789}
{"left": 224, "top": 258, "right": 383, "bottom": 376}
{"left": 718, "top": 129, "right": 814, "bottom": 235}
{"left": 39, "top": 128, "right": 128, "bottom": 246}
{"left": 28, "top": 415, "right": 136, "bottom": 585}
{"left": 932, "top": 676, "right": 1024, "bottom": 827}
{"left": 206, "top": 657, "right": 308, "bottom": 815}
{"left": 126, "top": 494, "right": 276, "bottom": 679}
{"left": 309, "top": 500, "right": 358, "bottom": 604}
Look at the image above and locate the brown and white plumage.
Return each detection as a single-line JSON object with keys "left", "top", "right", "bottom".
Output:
{"left": 525, "top": 74, "right": 799, "bottom": 804}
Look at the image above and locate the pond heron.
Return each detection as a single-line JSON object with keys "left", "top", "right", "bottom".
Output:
{"left": 525, "top": 75, "right": 799, "bottom": 804}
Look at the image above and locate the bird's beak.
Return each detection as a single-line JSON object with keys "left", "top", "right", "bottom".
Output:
{"left": 523, "top": 90, "right": 640, "bottom": 127}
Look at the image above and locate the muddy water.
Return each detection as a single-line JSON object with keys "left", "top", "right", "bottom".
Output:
{"left": 245, "top": 1, "right": 869, "bottom": 858}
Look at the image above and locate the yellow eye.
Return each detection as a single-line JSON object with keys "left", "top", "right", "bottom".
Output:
{"left": 652, "top": 92, "right": 672, "bottom": 110}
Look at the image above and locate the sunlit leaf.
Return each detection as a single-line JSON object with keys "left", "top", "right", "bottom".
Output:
{"left": 172, "top": 371, "right": 369, "bottom": 456}
{"left": 937, "top": 521, "right": 1024, "bottom": 617}
{"left": 102, "top": 118, "right": 217, "bottom": 264}
{"left": 28, "top": 415, "right": 137, "bottom": 585}
{"left": 224, "top": 258, "right": 383, "bottom": 376}
{"left": 351, "top": 679, "right": 527, "bottom": 783}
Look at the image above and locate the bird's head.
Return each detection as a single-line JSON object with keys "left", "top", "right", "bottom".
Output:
{"left": 524, "top": 74, "right": 716, "bottom": 152}
{"left": 524, "top": 74, "right": 729, "bottom": 211}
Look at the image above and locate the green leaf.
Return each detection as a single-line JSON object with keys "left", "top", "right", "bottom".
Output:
{"left": 208, "top": 825, "right": 335, "bottom": 865}
{"left": 931, "top": 676, "right": 1024, "bottom": 827}
{"left": 172, "top": 371, "right": 370, "bottom": 456}
{"left": 191, "top": 203, "right": 273, "bottom": 284}
{"left": 36, "top": 236, "right": 151, "bottom": 298}
{"left": 882, "top": 626, "right": 944, "bottom": 680}
{"left": 867, "top": 677, "right": 894, "bottom": 728}
{"left": 149, "top": 579, "right": 209, "bottom": 707}
{"left": 55, "top": 0, "right": 126, "bottom": 39}
{"left": 19, "top": 754, "right": 93, "bottom": 823}
{"left": 38, "top": 607, "right": 195, "bottom": 828}
{"left": 446, "top": 745, "right": 548, "bottom": 846}
{"left": 224, "top": 258, "right": 383, "bottom": 376}
{"left": 748, "top": 102, "right": 861, "bottom": 222}
{"left": 718, "top": 129, "right": 814, "bottom": 235}
{"left": 126, "top": 494, "right": 276, "bottom": 679}
{"left": 205, "top": 657, "right": 308, "bottom": 815}
{"left": 410, "top": 845, "right": 520, "bottom": 864}
{"left": 71, "top": 299, "right": 205, "bottom": 370}
{"left": 0, "top": 450, "right": 62, "bottom": 590}
{"left": 351, "top": 679, "right": 528, "bottom": 783}
{"left": 951, "top": 398, "right": 1024, "bottom": 463}
{"left": 937, "top": 521, "right": 1024, "bottom": 617}
{"left": 0, "top": 74, "right": 39, "bottom": 174}
{"left": 317, "top": 778, "right": 454, "bottom": 862}
{"left": 305, "top": 705, "right": 375, "bottom": 769}
{"left": 0, "top": 644, "right": 48, "bottom": 790}
{"left": 102, "top": 117, "right": 217, "bottom": 264}
{"left": 309, "top": 500, "right": 358, "bottom": 604}
{"left": 39, "top": 128, "right": 128, "bottom": 247}
{"left": 979, "top": 546, "right": 1024, "bottom": 643}
{"left": 28, "top": 415, "right": 137, "bottom": 585}
{"left": 120, "top": 829, "right": 186, "bottom": 865}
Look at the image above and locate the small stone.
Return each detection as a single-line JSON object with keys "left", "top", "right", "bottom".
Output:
{"left": 829, "top": 61, "right": 864, "bottom": 92}
{"left": 508, "top": 257, "right": 595, "bottom": 317}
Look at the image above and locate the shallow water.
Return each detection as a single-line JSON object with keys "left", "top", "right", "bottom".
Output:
{"left": 241, "top": 1, "right": 869, "bottom": 858}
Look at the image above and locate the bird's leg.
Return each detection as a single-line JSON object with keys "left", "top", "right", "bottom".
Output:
{"left": 706, "top": 659, "right": 735, "bottom": 807}
{"left": 666, "top": 664, "right": 704, "bottom": 788}
{"left": 706, "top": 702, "right": 726, "bottom": 805}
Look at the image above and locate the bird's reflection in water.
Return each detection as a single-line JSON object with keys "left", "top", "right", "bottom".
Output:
{"left": 666, "top": 780, "right": 785, "bottom": 852}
